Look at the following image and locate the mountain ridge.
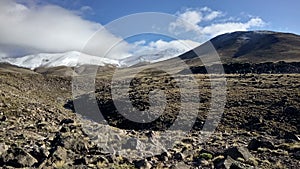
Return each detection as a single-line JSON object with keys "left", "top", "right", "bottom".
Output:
{"left": 0, "top": 30, "right": 300, "bottom": 71}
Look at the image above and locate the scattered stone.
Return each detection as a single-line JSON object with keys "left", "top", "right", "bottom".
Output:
{"left": 284, "top": 132, "right": 300, "bottom": 141}
{"left": 293, "top": 151, "right": 300, "bottom": 160}
{"left": 0, "top": 143, "right": 9, "bottom": 156}
{"left": 52, "top": 146, "right": 67, "bottom": 161}
{"left": 60, "top": 118, "right": 74, "bottom": 125}
{"left": 247, "top": 138, "right": 275, "bottom": 150}
{"left": 1, "top": 146, "right": 38, "bottom": 167}
{"left": 173, "top": 152, "right": 184, "bottom": 161}
{"left": 283, "top": 106, "right": 299, "bottom": 116}
{"left": 157, "top": 151, "right": 171, "bottom": 161}
{"left": 225, "top": 146, "right": 252, "bottom": 160}
{"left": 212, "top": 155, "right": 225, "bottom": 168}
{"left": 122, "top": 137, "right": 142, "bottom": 150}
{"left": 224, "top": 156, "right": 254, "bottom": 169}
{"left": 74, "top": 157, "right": 87, "bottom": 165}
{"left": 134, "top": 159, "right": 152, "bottom": 169}
{"left": 0, "top": 115, "right": 6, "bottom": 121}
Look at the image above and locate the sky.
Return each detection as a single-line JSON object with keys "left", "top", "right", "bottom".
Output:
{"left": 0, "top": 0, "right": 299, "bottom": 59}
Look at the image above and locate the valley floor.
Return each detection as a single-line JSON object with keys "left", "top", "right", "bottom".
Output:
{"left": 0, "top": 71, "right": 299, "bottom": 168}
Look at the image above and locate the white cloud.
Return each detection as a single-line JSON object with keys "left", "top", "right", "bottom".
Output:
{"left": 131, "top": 39, "right": 200, "bottom": 56}
{"left": 202, "top": 17, "right": 265, "bottom": 37}
{"left": 0, "top": 0, "right": 130, "bottom": 59}
{"left": 203, "top": 11, "right": 222, "bottom": 21}
{"left": 169, "top": 7, "right": 266, "bottom": 40}
{"left": 170, "top": 10, "right": 202, "bottom": 34}
{"left": 0, "top": 1, "right": 205, "bottom": 61}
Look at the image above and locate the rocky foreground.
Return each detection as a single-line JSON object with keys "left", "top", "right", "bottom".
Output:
{"left": 0, "top": 70, "right": 299, "bottom": 168}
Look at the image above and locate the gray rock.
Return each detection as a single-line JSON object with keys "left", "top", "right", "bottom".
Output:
{"left": 173, "top": 152, "right": 184, "bottom": 161}
{"left": 283, "top": 106, "right": 299, "bottom": 116}
{"left": 224, "top": 156, "right": 254, "bottom": 169}
{"left": 225, "top": 146, "right": 252, "bottom": 160}
{"left": 294, "top": 151, "right": 300, "bottom": 160}
{"left": 122, "top": 137, "right": 142, "bottom": 150}
{"left": 247, "top": 138, "right": 274, "bottom": 150}
{"left": 284, "top": 132, "right": 300, "bottom": 141}
{"left": 52, "top": 146, "right": 67, "bottom": 161}
{"left": 157, "top": 151, "right": 171, "bottom": 161}
{"left": 134, "top": 159, "right": 152, "bottom": 169}
{"left": 60, "top": 118, "right": 74, "bottom": 125}
{"left": 1, "top": 146, "right": 38, "bottom": 167}
{"left": 0, "top": 143, "right": 9, "bottom": 156}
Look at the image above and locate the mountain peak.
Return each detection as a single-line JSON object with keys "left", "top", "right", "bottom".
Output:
{"left": 0, "top": 51, "right": 120, "bottom": 69}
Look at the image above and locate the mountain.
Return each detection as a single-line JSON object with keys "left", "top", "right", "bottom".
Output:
{"left": 0, "top": 47, "right": 186, "bottom": 69}
{"left": 1, "top": 31, "right": 300, "bottom": 71}
{"left": 178, "top": 31, "right": 300, "bottom": 66}
{"left": 119, "top": 48, "right": 185, "bottom": 67}
{"left": 0, "top": 62, "right": 37, "bottom": 74}
{"left": 0, "top": 51, "right": 120, "bottom": 70}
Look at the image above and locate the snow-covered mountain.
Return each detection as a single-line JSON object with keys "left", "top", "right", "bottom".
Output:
{"left": 119, "top": 48, "right": 186, "bottom": 67}
{"left": 0, "top": 51, "right": 120, "bottom": 69}
{"left": 0, "top": 48, "right": 186, "bottom": 69}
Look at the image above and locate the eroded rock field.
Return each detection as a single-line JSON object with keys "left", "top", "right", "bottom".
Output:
{"left": 0, "top": 71, "right": 299, "bottom": 168}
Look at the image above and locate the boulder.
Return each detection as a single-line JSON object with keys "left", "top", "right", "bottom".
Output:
{"left": 247, "top": 138, "right": 275, "bottom": 150}
{"left": 1, "top": 146, "right": 38, "bottom": 167}
{"left": 225, "top": 146, "right": 252, "bottom": 160}
{"left": 134, "top": 159, "right": 152, "bottom": 169}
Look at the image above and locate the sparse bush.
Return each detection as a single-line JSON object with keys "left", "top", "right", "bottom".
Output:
{"left": 199, "top": 153, "right": 213, "bottom": 160}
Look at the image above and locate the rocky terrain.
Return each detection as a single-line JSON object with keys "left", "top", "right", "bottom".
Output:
{"left": 0, "top": 64, "right": 299, "bottom": 168}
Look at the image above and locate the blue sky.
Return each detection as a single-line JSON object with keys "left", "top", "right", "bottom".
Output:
{"left": 46, "top": 0, "right": 300, "bottom": 34}
{"left": 0, "top": 0, "right": 299, "bottom": 59}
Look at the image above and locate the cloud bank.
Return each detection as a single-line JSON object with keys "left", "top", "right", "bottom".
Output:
{"left": 0, "top": 0, "right": 130, "bottom": 58}
{"left": 170, "top": 7, "right": 265, "bottom": 39}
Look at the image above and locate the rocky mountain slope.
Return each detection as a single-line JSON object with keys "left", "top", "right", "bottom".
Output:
{"left": 174, "top": 31, "right": 300, "bottom": 67}
{"left": 0, "top": 69, "right": 299, "bottom": 168}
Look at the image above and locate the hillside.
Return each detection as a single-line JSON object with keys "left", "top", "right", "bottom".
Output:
{"left": 175, "top": 31, "right": 300, "bottom": 67}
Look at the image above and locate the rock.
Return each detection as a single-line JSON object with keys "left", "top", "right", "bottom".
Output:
{"left": 60, "top": 126, "right": 69, "bottom": 132}
{"left": 122, "top": 137, "right": 142, "bottom": 150}
{"left": 224, "top": 156, "right": 254, "bottom": 169}
{"left": 134, "top": 159, "right": 152, "bottom": 169}
{"left": 283, "top": 106, "right": 299, "bottom": 116}
{"left": 247, "top": 138, "right": 275, "bottom": 150}
{"left": 60, "top": 118, "right": 74, "bottom": 125}
{"left": 63, "top": 100, "right": 74, "bottom": 111}
{"left": 284, "top": 132, "right": 300, "bottom": 141}
{"left": 52, "top": 146, "right": 67, "bottom": 161}
{"left": 0, "top": 115, "right": 6, "bottom": 121}
{"left": 51, "top": 132, "right": 64, "bottom": 148}
{"left": 29, "top": 145, "right": 50, "bottom": 163}
{"left": 74, "top": 157, "right": 87, "bottom": 165}
{"left": 225, "top": 147, "right": 252, "bottom": 160}
{"left": 173, "top": 152, "right": 184, "bottom": 161}
{"left": 63, "top": 138, "right": 88, "bottom": 154}
{"left": 157, "top": 151, "right": 171, "bottom": 161}
{"left": 224, "top": 156, "right": 235, "bottom": 169}
{"left": 175, "top": 162, "right": 191, "bottom": 169}
{"left": 212, "top": 155, "right": 225, "bottom": 168}
{"left": 0, "top": 143, "right": 9, "bottom": 156}
{"left": 200, "top": 159, "right": 210, "bottom": 166}
{"left": 294, "top": 151, "right": 300, "bottom": 160}
{"left": 1, "top": 146, "right": 38, "bottom": 167}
